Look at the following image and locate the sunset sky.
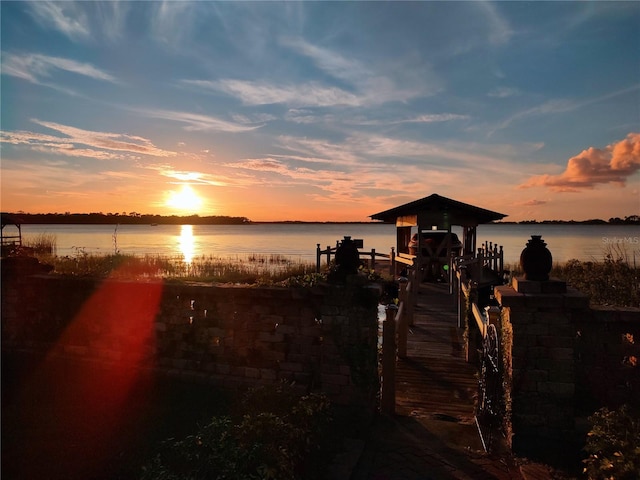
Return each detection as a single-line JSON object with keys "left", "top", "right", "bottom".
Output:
{"left": 1, "top": 1, "right": 639, "bottom": 222}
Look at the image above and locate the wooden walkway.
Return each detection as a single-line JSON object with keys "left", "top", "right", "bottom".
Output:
{"left": 353, "top": 279, "right": 548, "bottom": 479}
{"left": 395, "top": 282, "right": 479, "bottom": 423}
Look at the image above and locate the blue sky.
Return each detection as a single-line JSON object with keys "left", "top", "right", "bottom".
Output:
{"left": 1, "top": 1, "right": 639, "bottom": 221}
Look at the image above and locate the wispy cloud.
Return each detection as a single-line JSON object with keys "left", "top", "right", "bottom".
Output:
{"left": 136, "top": 107, "right": 265, "bottom": 132}
{"left": 493, "top": 99, "right": 577, "bottom": 133}
{"left": 27, "top": 1, "right": 90, "bottom": 40}
{"left": 183, "top": 34, "right": 436, "bottom": 108}
{"left": 345, "top": 113, "right": 470, "bottom": 126}
{"left": 1, "top": 120, "right": 176, "bottom": 159}
{"left": 475, "top": 1, "right": 513, "bottom": 45}
{"left": 145, "top": 164, "right": 255, "bottom": 188}
{"left": 184, "top": 79, "right": 361, "bottom": 108}
{"left": 488, "top": 87, "right": 521, "bottom": 98}
{"left": 149, "top": 1, "right": 199, "bottom": 46}
{"left": 519, "top": 199, "right": 548, "bottom": 206}
{"left": 2, "top": 53, "right": 118, "bottom": 85}
{"left": 493, "top": 84, "right": 640, "bottom": 133}
{"left": 278, "top": 36, "right": 370, "bottom": 85}
{"left": 520, "top": 133, "right": 640, "bottom": 192}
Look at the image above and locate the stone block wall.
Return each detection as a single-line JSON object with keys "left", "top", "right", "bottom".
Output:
{"left": 1, "top": 267, "right": 379, "bottom": 408}
{"left": 494, "top": 280, "right": 590, "bottom": 456}
{"left": 495, "top": 278, "right": 640, "bottom": 462}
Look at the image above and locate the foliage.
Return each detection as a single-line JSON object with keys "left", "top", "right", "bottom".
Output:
{"left": 499, "top": 308, "right": 513, "bottom": 449}
{"left": 140, "top": 383, "right": 334, "bottom": 480}
{"left": 583, "top": 405, "right": 640, "bottom": 480}
{"left": 278, "top": 272, "right": 327, "bottom": 288}
{"left": 552, "top": 248, "right": 639, "bottom": 307}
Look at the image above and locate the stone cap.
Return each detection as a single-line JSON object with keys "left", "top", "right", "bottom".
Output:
{"left": 512, "top": 277, "right": 566, "bottom": 294}
{"left": 495, "top": 284, "right": 589, "bottom": 309}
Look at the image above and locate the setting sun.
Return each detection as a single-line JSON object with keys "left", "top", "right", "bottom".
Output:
{"left": 166, "top": 185, "right": 203, "bottom": 213}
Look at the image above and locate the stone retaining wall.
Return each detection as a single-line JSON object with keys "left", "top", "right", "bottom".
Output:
{"left": 1, "top": 265, "right": 380, "bottom": 408}
{"left": 495, "top": 278, "right": 640, "bottom": 462}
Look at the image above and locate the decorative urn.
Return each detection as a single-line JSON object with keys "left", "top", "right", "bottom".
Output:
{"left": 335, "top": 236, "right": 360, "bottom": 275}
{"left": 519, "top": 235, "right": 552, "bottom": 281}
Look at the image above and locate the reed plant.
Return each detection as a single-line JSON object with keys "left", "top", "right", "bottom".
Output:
{"left": 23, "top": 233, "right": 57, "bottom": 255}
{"left": 40, "top": 251, "right": 316, "bottom": 284}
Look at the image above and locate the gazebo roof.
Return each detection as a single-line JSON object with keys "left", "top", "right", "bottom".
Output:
{"left": 1, "top": 213, "right": 23, "bottom": 228}
{"left": 370, "top": 193, "right": 507, "bottom": 226}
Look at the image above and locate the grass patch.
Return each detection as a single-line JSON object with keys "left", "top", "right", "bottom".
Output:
{"left": 35, "top": 251, "right": 317, "bottom": 285}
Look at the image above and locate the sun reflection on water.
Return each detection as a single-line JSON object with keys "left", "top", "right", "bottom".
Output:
{"left": 178, "top": 225, "right": 195, "bottom": 263}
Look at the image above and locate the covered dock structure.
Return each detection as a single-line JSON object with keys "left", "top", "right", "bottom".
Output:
{"left": 1, "top": 213, "right": 23, "bottom": 256}
{"left": 370, "top": 194, "right": 507, "bottom": 288}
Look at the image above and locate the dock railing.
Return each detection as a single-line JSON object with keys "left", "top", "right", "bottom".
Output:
{"left": 381, "top": 257, "right": 417, "bottom": 414}
{"left": 455, "top": 241, "right": 504, "bottom": 277}
{"left": 453, "top": 240, "right": 505, "bottom": 330}
{"left": 316, "top": 243, "right": 405, "bottom": 275}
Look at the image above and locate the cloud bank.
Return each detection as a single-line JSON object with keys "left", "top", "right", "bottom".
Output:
{"left": 521, "top": 133, "right": 640, "bottom": 192}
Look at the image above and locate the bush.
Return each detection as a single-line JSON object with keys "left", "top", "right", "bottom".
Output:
{"left": 555, "top": 256, "right": 639, "bottom": 307}
{"left": 141, "top": 383, "right": 334, "bottom": 480}
{"left": 583, "top": 405, "right": 640, "bottom": 480}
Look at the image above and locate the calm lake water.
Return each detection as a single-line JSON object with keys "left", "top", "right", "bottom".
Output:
{"left": 19, "top": 223, "right": 640, "bottom": 266}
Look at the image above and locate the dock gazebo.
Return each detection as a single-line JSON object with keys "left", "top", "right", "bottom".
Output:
{"left": 1, "top": 213, "right": 23, "bottom": 256}
{"left": 370, "top": 194, "right": 507, "bottom": 286}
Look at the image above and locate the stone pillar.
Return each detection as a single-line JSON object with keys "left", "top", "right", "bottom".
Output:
{"left": 494, "top": 277, "right": 589, "bottom": 461}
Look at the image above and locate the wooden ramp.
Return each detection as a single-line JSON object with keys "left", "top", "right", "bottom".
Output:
{"left": 395, "top": 282, "right": 479, "bottom": 422}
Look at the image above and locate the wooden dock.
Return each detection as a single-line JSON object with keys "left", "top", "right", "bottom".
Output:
{"left": 394, "top": 282, "right": 479, "bottom": 423}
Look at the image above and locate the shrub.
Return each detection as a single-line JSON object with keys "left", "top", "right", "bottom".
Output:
{"left": 583, "top": 404, "right": 640, "bottom": 480}
{"left": 141, "top": 383, "right": 334, "bottom": 480}
{"left": 555, "top": 255, "right": 639, "bottom": 307}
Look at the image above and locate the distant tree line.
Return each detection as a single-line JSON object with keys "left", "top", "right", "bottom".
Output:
{"left": 499, "top": 215, "right": 639, "bottom": 225}
{"left": 1, "top": 212, "right": 251, "bottom": 225}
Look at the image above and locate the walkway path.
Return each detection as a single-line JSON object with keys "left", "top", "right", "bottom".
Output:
{"left": 351, "top": 282, "right": 549, "bottom": 479}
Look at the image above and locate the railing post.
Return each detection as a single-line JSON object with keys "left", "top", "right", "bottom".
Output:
{"left": 316, "top": 244, "right": 321, "bottom": 273}
{"left": 457, "top": 270, "right": 464, "bottom": 329}
{"left": 390, "top": 247, "right": 395, "bottom": 276}
{"left": 381, "top": 305, "right": 398, "bottom": 415}
{"left": 326, "top": 245, "right": 331, "bottom": 266}
{"left": 397, "top": 279, "right": 408, "bottom": 358}
{"left": 486, "top": 305, "right": 500, "bottom": 326}
{"left": 370, "top": 248, "right": 376, "bottom": 270}
{"left": 409, "top": 258, "right": 418, "bottom": 326}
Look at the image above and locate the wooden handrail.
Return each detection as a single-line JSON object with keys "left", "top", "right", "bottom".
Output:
{"left": 380, "top": 258, "right": 417, "bottom": 414}
{"left": 472, "top": 302, "right": 487, "bottom": 339}
{"left": 315, "top": 244, "right": 399, "bottom": 273}
{"left": 381, "top": 305, "right": 397, "bottom": 414}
